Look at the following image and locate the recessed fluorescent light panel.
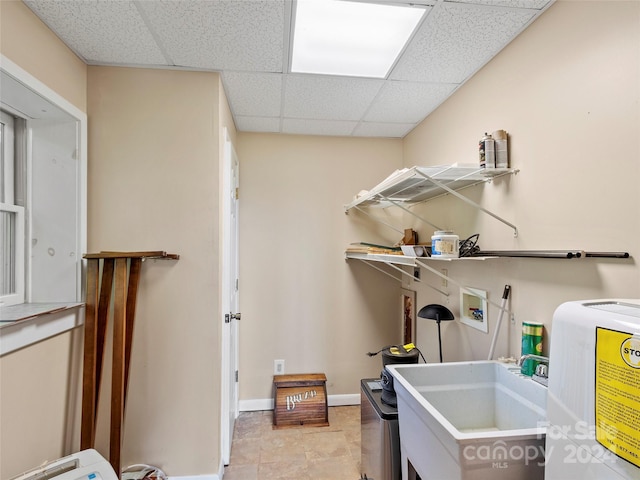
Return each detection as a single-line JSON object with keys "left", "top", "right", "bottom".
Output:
{"left": 291, "top": 0, "right": 426, "bottom": 78}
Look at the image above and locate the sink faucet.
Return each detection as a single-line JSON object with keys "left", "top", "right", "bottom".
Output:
{"left": 518, "top": 354, "right": 549, "bottom": 386}
{"left": 517, "top": 354, "right": 549, "bottom": 366}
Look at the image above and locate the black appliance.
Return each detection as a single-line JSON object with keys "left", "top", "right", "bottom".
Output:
{"left": 379, "top": 345, "right": 419, "bottom": 407}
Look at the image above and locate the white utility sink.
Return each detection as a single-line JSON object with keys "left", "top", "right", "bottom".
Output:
{"left": 387, "top": 361, "right": 547, "bottom": 480}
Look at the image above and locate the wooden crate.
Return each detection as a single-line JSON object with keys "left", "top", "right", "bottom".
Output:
{"left": 273, "top": 373, "right": 329, "bottom": 429}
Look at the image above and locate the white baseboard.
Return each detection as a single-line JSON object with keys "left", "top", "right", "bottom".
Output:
{"left": 239, "top": 398, "right": 273, "bottom": 411}
{"left": 167, "top": 460, "right": 223, "bottom": 480}
{"left": 239, "top": 393, "right": 360, "bottom": 412}
{"left": 328, "top": 393, "right": 360, "bottom": 406}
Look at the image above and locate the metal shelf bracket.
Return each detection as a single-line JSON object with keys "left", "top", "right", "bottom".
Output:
{"left": 377, "top": 194, "right": 442, "bottom": 231}
{"left": 413, "top": 169, "right": 518, "bottom": 237}
{"left": 356, "top": 258, "right": 449, "bottom": 297}
{"left": 351, "top": 205, "right": 405, "bottom": 235}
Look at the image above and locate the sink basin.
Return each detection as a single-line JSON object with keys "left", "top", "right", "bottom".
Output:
{"left": 387, "top": 361, "right": 547, "bottom": 480}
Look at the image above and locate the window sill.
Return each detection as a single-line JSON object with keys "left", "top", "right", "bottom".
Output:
{"left": 0, "top": 303, "right": 84, "bottom": 356}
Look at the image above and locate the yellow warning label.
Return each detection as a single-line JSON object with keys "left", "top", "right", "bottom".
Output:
{"left": 595, "top": 327, "right": 640, "bottom": 468}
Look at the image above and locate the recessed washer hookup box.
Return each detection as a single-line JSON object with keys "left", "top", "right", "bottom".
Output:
{"left": 272, "top": 373, "right": 329, "bottom": 429}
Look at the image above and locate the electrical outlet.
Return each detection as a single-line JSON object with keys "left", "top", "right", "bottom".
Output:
{"left": 274, "top": 359, "right": 285, "bottom": 375}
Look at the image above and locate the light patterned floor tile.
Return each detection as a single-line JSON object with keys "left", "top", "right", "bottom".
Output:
{"left": 226, "top": 406, "right": 361, "bottom": 479}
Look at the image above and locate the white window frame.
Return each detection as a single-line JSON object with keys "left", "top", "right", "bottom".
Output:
{"left": 1, "top": 109, "right": 26, "bottom": 306}
{"left": 1, "top": 109, "right": 15, "bottom": 201}
{"left": 0, "top": 55, "right": 87, "bottom": 356}
{"left": 0, "top": 204, "right": 25, "bottom": 306}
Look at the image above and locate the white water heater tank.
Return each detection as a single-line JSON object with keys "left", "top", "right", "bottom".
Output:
{"left": 545, "top": 299, "right": 640, "bottom": 479}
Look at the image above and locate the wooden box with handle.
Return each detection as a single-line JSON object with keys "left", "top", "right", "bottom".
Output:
{"left": 272, "top": 373, "right": 329, "bottom": 429}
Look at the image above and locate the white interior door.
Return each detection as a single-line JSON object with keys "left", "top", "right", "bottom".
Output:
{"left": 221, "top": 128, "right": 240, "bottom": 465}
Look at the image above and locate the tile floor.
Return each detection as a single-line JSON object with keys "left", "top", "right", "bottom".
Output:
{"left": 222, "top": 406, "right": 362, "bottom": 480}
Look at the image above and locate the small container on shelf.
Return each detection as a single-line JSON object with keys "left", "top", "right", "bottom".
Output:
{"left": 479, "top": 133, "right": 495, "bottom": 168}
{"left": 431, "top": 231, "right": 459, "bottom": 258}
{"left": 400, "top": 245, "right": 427, "bottom": 257}
{"left": 492, "top": 129, "right": 509, "bottom": 168}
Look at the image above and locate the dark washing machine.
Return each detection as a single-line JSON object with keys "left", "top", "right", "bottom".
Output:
{"left": 360, "top": 378, "right": 401, "bottom": 480}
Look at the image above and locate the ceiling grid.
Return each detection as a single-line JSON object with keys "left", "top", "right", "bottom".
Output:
{"left": 23, "top": 0, "right": 555, "bottom": 138}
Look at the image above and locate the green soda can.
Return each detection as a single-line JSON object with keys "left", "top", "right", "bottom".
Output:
{"left": 521, "top": 321, "right": 543, "bottom": 376}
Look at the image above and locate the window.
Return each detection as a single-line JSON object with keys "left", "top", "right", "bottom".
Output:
{"left": 0, "top": 109, "right": 25, "bottom": 306}
{"left": 1, "top": 58, "right": 87, "bottom": 355}
{"left": 1, "top": 59, "right": 86, "bottom": 308}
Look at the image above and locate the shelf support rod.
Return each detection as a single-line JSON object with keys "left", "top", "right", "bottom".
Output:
{"left": 414, "top": 170, "right": 519, "bottom": 237}
{"left": 358, "top": 259, "right": 450, "bottom": 297}
{"left": 381, "top": 261, "right": 450, "bottom": 297}
{"left": 376, "top": 194, "right": 442, "bottom": 231}
{"left": 414, "top": 259, "right": 509, "bottom": 314}
{"left": 360, "top": 260, "right": 403, "bottom": 283}
{"left": 352, "top": 205, "right": 404, "bottom": 234}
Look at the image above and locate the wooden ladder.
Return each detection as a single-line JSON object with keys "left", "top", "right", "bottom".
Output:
{"left": 80, "top": 251, "right": 179, "bottom": 476}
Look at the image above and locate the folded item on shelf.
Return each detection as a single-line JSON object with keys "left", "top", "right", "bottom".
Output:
{"left": 346, "top": 242, "right": 403, "bottom": 255}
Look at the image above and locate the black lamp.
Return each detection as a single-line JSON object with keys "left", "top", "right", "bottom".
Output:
{"left": 418, "top": 304, "right": 455, "bottom": 362}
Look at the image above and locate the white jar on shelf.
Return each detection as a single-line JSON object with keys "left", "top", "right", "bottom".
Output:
{"left": 431, "top": 231, "right": 459, "bottom": 258}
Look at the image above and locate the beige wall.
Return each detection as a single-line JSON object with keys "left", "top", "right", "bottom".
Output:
{"left": 0, "top": 0, "right": 87, "bottom": 112}
{"left": 0, "top": 2, "right": 87, "bottom": 478}
{"left": 237, "top": 133, "right": 404, "bottom": 400}
{"left": 0, "top": 330, "right": 84, "bottom": 479}
{"left": 87, "top": 66, "right": 234, "bottom": 475}
{"left": 402, "top": 0, "right": 640, "bottom": 361}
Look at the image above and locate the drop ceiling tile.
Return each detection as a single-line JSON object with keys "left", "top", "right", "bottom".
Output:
{"left": 137, "top": 0, "right": 285, "bottom": 72}
{"left": 235, "top": 116, "right": 281, "bottom": 133}
{"left": 390, "top": 2, "right": 536, "bottom": 83}
{"left": 23, "top": 0, "right": 553, "bottom": 138}
{"left": 283, "top": 75, "right": 384, "bottom": 121}
{"left": 365, "top": 81, "right": 458, "bottom": 124}
{"left": 222, "top": 72, "right": 282, "bottom": 117}
{"left": 353, "top": 122, "right": 416, "bottom": 138}
{"left": 23, "top": 1, "right": 167, "bottom": 65}
{"left": 282, "top": 119, "right": 358, "bottom": 137}
{"left": 445, "top": 0, "right": 551, "bottom": 9}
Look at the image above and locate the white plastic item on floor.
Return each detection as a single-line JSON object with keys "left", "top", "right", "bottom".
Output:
{"left": 11, "top": 449, "right": 117, "bottom": 480}
{"left": 545, "top": 299, "right": 640, "bottom": 479}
